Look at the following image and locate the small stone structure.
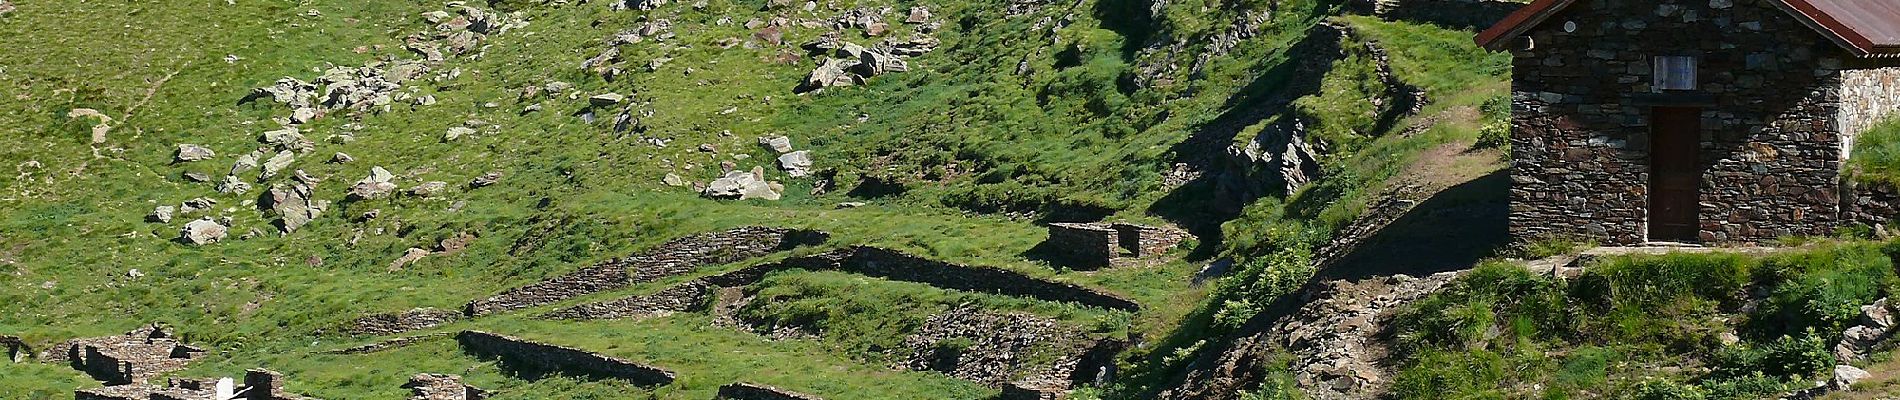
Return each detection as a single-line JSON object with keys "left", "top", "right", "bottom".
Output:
{"left": 75, "top": 369, "right": 319, "bottom": 400}
{"left": 1478, "top": 0, "right": 1900, "bottom": 244}
{"left": 1044, "top": 222, "right": 1189, "bottom": 269}
{"left": 998, "top": 381, "right": 1068, "bottom": 400}
{"left": 455, "top": 330, "right": 676, "bottom": 387}
{"left": 345, "top": 307, "right": 461, "bottom": 336}
{"left": 715, "top": 382, "right": 823, "bottom": 400}
{"left": 1, "top": 334, "right": 29, "bottom": 362}
{"left": 43, "top": 324, "right": 205, "bottom": 385}
{"left": 897, "top": 307, "right": 1123, "bottom": 393}
{"left": 466, "top": 227, "right": 827, "bottom": 316}
{"left": 403, "top": 373, "right": 489, "bottom": 400}
{"left": 539, "top": 281, "right": 713, "bottom": 321}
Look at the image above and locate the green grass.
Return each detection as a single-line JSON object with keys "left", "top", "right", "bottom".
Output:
{"left": 1850, "top": 117, "right": 1900, "bottom": 186}
{"left": 1386, "top": 242, "right": 1900, "bottom": 399}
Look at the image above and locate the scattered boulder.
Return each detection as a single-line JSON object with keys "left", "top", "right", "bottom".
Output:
{"left": 758, "top": 136, "right": 793, "bottom": 154}
{"left": 218, "top": 175, "right": 253, "bottom": 195}
{"left": 662, "top": 173, "right": 687, "bottom": 187}
{"left": 261, "top": 150, "right": 296, "bottom": 180}
{"left": 230, "top": 152, "right": 261, "bottom": 176}
{"left": 180, "top": 218, "right": 228, "bottom": 245}
{"left": 332, "top": 152, "right": 356, "bottom": 163}
{"left": 179, "top": 197, "right": 218, "bottom": 214}
{"left": 468, "top": 171, "right": 503, "bottom": 188}
{"left": 183, "top": 172, "right": 212, "bottom": 183}
{"left": 349, "top": 166, "right": 399, "bottom": 200}
{"left": 1832, "top": 365, "right": 1871, "bottom": 390}
{"left": 777, "top": 151, "right": 812, "bottom": 178}
{"left": 703, "top": 169, "right": 782, "bottom": 200}
{"left": 444, "top": 126, "right": 476, "bottom": 142}
{"left": 410, "top": 181, "right": 449, "bottom": 197}
{"left": 261, "top": 127, "right": 314, "bottom": 153}
{"left": 801, "top": 58, "right": 863, "bottom": 91}
{"left": 174, "top": 144, "right": 216, "bottom": 163}
{"left": 589, "top": 93, "right": 626, "bottom": 106}
{"left": 148, "top": 206, "right": 176, "bottom": 223}
{"left": 906, "top": 6, "right": 931, "bottom": 24}
{"left": 390, "top": 248, "right": 431, "bottom": 270}
{"left": 269, "top": 183, "right": 329, "bottom": 234}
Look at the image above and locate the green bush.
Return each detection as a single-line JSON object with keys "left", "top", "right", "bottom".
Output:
{"left": 1746, "top": 243, "right": 1895, "bottom": 339}
{"left": 1633, "top": 379, "right": 1707, "bottom": 400}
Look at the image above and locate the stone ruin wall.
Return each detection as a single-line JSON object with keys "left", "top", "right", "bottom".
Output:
{"left": 404, "top": 373, "right": 489, "bottom": 400}
{"left": 1112, "top": 223, "right": 1189, "bottom": 257}
{"left": 539, "top": 281, "right": 713, "bottom": 321}
{"left": 1509, "top": 0, "right": 1853, "bottom": 244}
{"left": 1045, "top": 223, "right": 1118, "bottom": 269}
{"left": 345, "top": 308, "right": 461, "bottom": 336}
{"left": 454, "top": 330, "right": 676, "bottom": 387}
{"left": 828, "top": 247, "right": 1140, "bottom": 311}
{"left": 1, "top": 334, "right": 29, "bottom": 362}
{"left": 464, "top": 227, "right": 827, "bottom": 316}
{"left": 896, "top": 307, "right": 1123, "bottom": 394}
{"left": 715, "top": 382, "right": 824, "bottom": 400}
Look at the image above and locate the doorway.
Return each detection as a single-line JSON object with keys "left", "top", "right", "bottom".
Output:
{"left": 1648, "top": 107, "right": 1701, "bottom": 242}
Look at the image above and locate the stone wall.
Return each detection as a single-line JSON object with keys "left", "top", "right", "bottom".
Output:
{"left": 715, "top": 382, "right": 824, "bottom": 400}
{"left": 695, "top": 247, "right": 1140, "bottom": 311}
{"left": 454, "top": 330, "right": 675, "bottom": 386}
{"left": 1839, "top": 67, "right": 1900, "bottom": 158}
{"left": 1507, "top": 0, "right": 1881, "bottom": 244}
{"left": 64, "top": 326, "right": 205, "bottom": 385}
{"left": 345, "top": 308, "right": 461, "bottom": 336}
{"left": 1045, "top": 223, "right": 1117, "bottom": 269}
{"left": 538, "top": 281, "right": 712, "bottom": 321}
{"left": 1, "top": 334, "right": 28, "bottom": 362}
{"left": 1846, "top": 181, "right": 1900, "bottom": 227}
{"left": 466, "top": 227, "right": 827, "bottom": 316}
{"left": 403, "top": 373, "right": 489, "bottom": 400}
{"left": 324, "top": 333, "right": 449, "bottom": 355}
{"left": 1111, "top": 223, "right": 1188, "bottom": 258}
{"left": 897, "top": 307, "right": 1110, "bottom": 391}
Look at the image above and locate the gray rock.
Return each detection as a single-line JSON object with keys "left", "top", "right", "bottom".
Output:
{"left": 589, "top": 93, "right": 626, "bottom": 106}
{"left": 777, "top": 151, "right": 813, "bottom": 177}
{"left": 803, "top": 58, "right": 863, "bottom": 90}
{"left": 702, "top": 169, "right": 781, "bottom": 200}
{"left": 179, "top": 197, "right": 218, "bottom": 214}
{"left": 180, "top": 218, "right": 228, "bottom": 245}
{"left": 445, "top": 126, "right": 476, "bottom": 142}
{"left": 291, "top": 107, "right": 319, "bottom": 124}
{"left": 906, "top": 6, "right": 931, "bottom": 24}
{"left": 148, "top": 206, "right": 176, "bottom": 223}
{"left": 662, "top": 173, "right": 687, "bottom": 187}
{"left": 1832, "top": 365, "right": 1870, "bottom": 390}
{"left": 261, "top": 127, "right": 314, "bottom": 152}
{"left": 183, "top": 172, "right": 212, "bottom": 183}
{"left": 272, "top": 183, "right": 328, "bottom": 234}
{"left": 468, "top": 171, "right": 503, "bottom": 188}
{"left": 758, "top": 136, "right": 794, "bottom": 153}
{"left": 261, "top": 150, "right": 296, "bottom": 180}
{"left": 331, "top": 152, "right": 355, "bottom": 163}
{"left": 349, "top": 166, "right": 399, "bottom": 200}
{"left": 230, "top": 153, "right": 261, "bottom": 176}
{"left": 409, "top": 181, "right": 449, "bottom": 197}
{"left": 0, "top": 1, "right": 14, "bottom": 16}
{"left": 174, "top": 144, "right": 216, "bottom": 163}
{"left": 217, "top": 175, "right": 253, "bottom": 195}
{"left": 858, "top": 48, "right": 908, "bottom": 76}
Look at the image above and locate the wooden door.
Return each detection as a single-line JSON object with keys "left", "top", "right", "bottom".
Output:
{"left": 1649, "top": 107, "right": 1702, "bottom": 242}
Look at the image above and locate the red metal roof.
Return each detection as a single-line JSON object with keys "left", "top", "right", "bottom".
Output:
{"left": 1476, "top": 0, "right": 1900, "bottom": 57}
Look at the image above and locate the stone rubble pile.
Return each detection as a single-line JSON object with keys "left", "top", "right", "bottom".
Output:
{"left": 403, "top": 373, "right": 489, "bottom": 400}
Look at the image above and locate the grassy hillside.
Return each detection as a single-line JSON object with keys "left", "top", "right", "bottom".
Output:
{"left": 0, "top": 0, "right": 1515, "bottom": 398}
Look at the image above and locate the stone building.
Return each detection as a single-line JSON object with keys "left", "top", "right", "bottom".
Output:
{"left": 1044, "top": 222, "right": 1189, "bottom": 269}
{"left": 1478, "top": 0, "right": 1900, "bottom": 244}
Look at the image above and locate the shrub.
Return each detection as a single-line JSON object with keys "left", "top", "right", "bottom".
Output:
{"left": 1632, "top": 379, "right": 1707, "bottom": 400}
{"left": 1746, "top": 243, "right": 1895, "bottom": 339}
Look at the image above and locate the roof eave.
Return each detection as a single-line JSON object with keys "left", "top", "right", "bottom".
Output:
{"left": 1475, "top": 0, "right": 1578, "bottom": 51}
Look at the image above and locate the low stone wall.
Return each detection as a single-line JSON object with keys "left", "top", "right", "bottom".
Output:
{"left": 1111, "top": 223, "right": 1189, "bottom": 258}
{"left": 50, "top": 324, "right": 206, "bottom": 386}
{"left": 404, "top": 373, "right": 489, "bottom": 400}
{"left": 897, "top": 307, "right": 1109, "bottom": 391}
{"left": 466, "top": 227, "right": 827, "bottom": 316}
{"left": 1845, "top": 181, "right": 1900, "bottom": 227}
{"left": 716, "top": 382, "right": 824, "bottom": 400}
{"left": 346, "top": 308, "right": 461, "bottom": 336}
{"left": 324, "top": 333, "right": 450, "bottom": 355}
{"left": 1347, "top": 0, "right": 1519, "bottom": 29}
{"left": 539, "top": 281, "right": 713, "bottom": 321}
{"left": 695, "top": 247, "right": 1139, "bottom": 311}
{"left": 455, "top": 331, "right": 675, "bottom": 386}
{"left": 998, "top": 381, "right": 1067, "bottom": 400}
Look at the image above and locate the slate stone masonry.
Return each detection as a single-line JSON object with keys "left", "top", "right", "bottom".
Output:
{"left": 1506, "top": 0, "right": 1900, "bottom": 244}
